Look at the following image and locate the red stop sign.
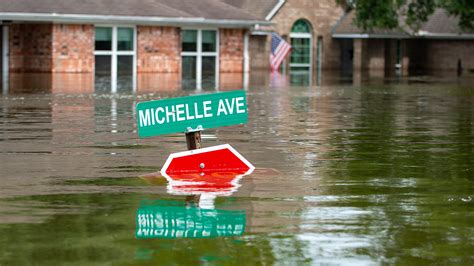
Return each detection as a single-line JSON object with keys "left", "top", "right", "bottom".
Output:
{"left": 161, "top": 144, "right": 255, "bottom": 195}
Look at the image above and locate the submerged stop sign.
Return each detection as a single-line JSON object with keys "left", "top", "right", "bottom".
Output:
{"left": 160, "top": 144, "right": 255, "bottom": 193}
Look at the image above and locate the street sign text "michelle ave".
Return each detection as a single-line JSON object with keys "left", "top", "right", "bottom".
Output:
{"left": 136, "top": 90, "right": 248, "bottom": 138}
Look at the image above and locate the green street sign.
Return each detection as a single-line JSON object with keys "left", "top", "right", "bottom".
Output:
{"left": 136, "top": 90, "right": 248, "bottom": 138}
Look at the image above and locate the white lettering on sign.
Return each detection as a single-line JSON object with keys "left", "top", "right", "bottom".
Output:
{"left": 156, "top": 107, "right": 165, "bottom": 124}
{"left": 176, "top": 104, "right": 185, "bottom": 122}
{"left": 236, "top": 97, "right": 245, "bottom": 113}
{"left": 140, "top": 97, "right": 246, "bottom": 127}
{"left": 194, "top": 102, "right": 204, "bottom": 119}
{"left": 203, "top": 101, "right": 213, "bottom": 118}
{"left": 139, "top": 109, "right": 151, "bottom": 127}
{"left": 185, "top": 104, "right": 195, "bottom": 120}
{"left": 165, "top": 105, "right": 176, "bottom": 123}
{"left": 225, "top": 98, "right": 235, "bottom": 114}
{"left": 217, "top": 100, "right": 228, "bottom": 116}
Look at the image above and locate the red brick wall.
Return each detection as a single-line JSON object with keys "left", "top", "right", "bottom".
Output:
{"left": 220, "top": 29, "right": 244, "bottom": 73}
{"left": 9, "top": 24, "right": 53, "bottom": 72}
{"left": 9, "top": 23, "right": 93, "bottom": 73}
{"left": 137, "top": 26, "right": 181, "bottom": 73}
{"left": 52, "top": 24, "right": 94, "bottom": 73}
{"left": 422, "top": 40, "right": 474, "bottom": 71}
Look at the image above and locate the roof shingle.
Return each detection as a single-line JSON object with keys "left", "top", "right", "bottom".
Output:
{"left": 0, "top": 0, "right": 261, "bottom": 21}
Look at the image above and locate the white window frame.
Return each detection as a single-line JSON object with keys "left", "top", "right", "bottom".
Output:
{"left": 2, "top": 25, "right": 9, "bottom": 95}
{"left": 94, "top": 25, "right": 137, "bottom": 93}
{"left": 289, "top": 31, "right": 312, "bottom": 71}
{"left": 181, "top": 29, "right": 219, "bottom": 90}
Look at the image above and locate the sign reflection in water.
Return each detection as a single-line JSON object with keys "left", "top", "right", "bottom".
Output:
{"left": 135, "top": 201, "right": 246, "bottom": 239}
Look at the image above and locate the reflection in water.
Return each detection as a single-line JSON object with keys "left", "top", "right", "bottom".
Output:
{"left": 290, "top": 67, "right": 311, "bottom": 87}
{"left": 2, "top": 70, "right": 474, "bottom": 95}
{"left": 136, "top": 200, "right": 246, "bottom": 239}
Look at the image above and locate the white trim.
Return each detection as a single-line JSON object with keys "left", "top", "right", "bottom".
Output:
{"left": 415, "top": 31, "right": 474, "bottom": 39}
{"left": 265, "top": 0, "right": 286, "bottom": 21}
{"left": 197, "top": 30, "right": 202, "bottom": 89}
{"left": 111, "top": 27, "right": 117, "bottom": 93}
{"left": 2, "top": 25, "right": 8, "bottom": 95}
{"left": 160, "top": 144, "right": 255, "bottom": 197}
{"left": 243, "top": 30, "right": 249, "bottom": 73}
{"left": 332, "top": 33, "right": 410, "bottom": 39}
{"left": 289, "top": 32, "right": 311, "bottom": 38}
{"left": 251, "top": 30, "right": 272, "bottom": 36}
{"left": 289, "top": 33, "right": 312, "bottom": 71}
{"left": 133, "top": 26, "right": 137, "bottom": 93}
{"left": 0, "top": 12, "right": 271, "bottom": 28}
{"left": 215, "top": 29, "right": 220, "bottom": 91}
{"left": 289, "top": 63, "right": 311, "bottom": 67}
{"left": 332, "top": 32, "right": 474, "bottom": 39}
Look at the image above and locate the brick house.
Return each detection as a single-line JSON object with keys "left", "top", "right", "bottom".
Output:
{"left": 332, "top": 9, "right": 474, "bottom": 76}
{"left": 230, "top": 0, "right": 473, "bottom": 79}
{"left": 226, "top": 0, "right": 346, "bottom": 72}
{"left": 1, "top": 1, "right": 473, "bottom": 93}
{"left": 0, "top": 0, "right": 270, "bottom": 93}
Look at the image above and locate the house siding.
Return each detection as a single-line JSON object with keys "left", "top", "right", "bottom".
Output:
{"left": 137, "top": 26, "right": 181, "bottom": 73}
{"left": 250, "top": 0, "right": 345, "bottom": 71}
{"left": 52, "top": 24, "right": 94, "bottom": 73}
{"left": 9, "top": 24, "right": 53, "bottom": 72}
{"left": 219, "top": 28, "right": 244, "bottom": 73}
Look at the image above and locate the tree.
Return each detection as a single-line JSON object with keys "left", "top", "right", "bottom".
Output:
{"left": 338, "top": 0, "right": 474, "bottom": 31}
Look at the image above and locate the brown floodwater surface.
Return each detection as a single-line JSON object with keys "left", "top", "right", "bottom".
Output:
{"left": 0, "top": 73, "right": 473, "bottom": 264}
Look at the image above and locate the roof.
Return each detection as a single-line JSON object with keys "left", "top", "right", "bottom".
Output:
{"left": 220, "top": 0, "right": 280, "bottom": 20}
{"left": 331, "top": 11, "right": 410, "bottom": 38}
{"left": 416, "top": 9, "right": 474, "bottom": 38}
{"left": 332, "top": 9, "right": 474, "bottom": 39}
{"left": 0, "top": 0, "right": 270, "bottom": 27}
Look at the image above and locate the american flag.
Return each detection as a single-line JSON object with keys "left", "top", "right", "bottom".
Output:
{"left": 270, "top": 32, "right": 291, "bottom": 72}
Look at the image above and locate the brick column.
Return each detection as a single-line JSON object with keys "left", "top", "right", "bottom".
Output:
{"left": 9, "top": 24, "right": 53, "bottom": 72}
{"left": 219, "top": 29, "right": 244, "bottom": 73}
{"left": 353, "top": 39, "right": 367, "bottom": 71}
{"left": 52, "top": 24, "right": 94, "bottom": 73}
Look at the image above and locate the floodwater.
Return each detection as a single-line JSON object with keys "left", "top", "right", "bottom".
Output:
{"left": 0, "top": 72, "right": 473, "bottom": 264}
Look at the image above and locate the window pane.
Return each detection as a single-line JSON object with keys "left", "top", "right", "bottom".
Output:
{"left": 202, "top": 56, "right": 216, "bottom": 90}
{"left": 182, "top": 56, "right": 197, "bottom": 89}
{"left": 117, "top": 56, "right": 133, "bottom": 93}
{"left": 117, "top": 28, "right": 134, "bottom": 51}
{"left": 182, "top": 30, "right": 197, "bottom": 52}
{"left": 291, "top": 20, "right": 311, "bottom": 33}
{"left": 202, "top": 30, "right": 216, "bottom": 52}
{"left": 95, "top": 55, "right": 111, "bottom": 92}
{"left": 290, "top": 38, "right": 311, "bottom": 64}
{"left": 95, "top": 27, "right": 112, "bottom": 51}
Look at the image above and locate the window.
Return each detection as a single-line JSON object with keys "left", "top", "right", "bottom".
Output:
{"left": 290, "top": 20, "right": 312, "bottom": 70}
{"left": 181, "top": 29, "right": 218, "bottom": 90}
{"left": 94, "top": 26, "right": 136, "bottom": 93}
{"left": 290, "top": 20, "right": 312, "bottom": 86}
